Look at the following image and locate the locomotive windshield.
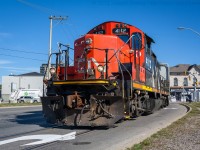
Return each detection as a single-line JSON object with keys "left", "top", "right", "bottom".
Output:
{"left": 117, "top": 35, "right": 130, "bottom": 43}
{"left": 112, "top": 27, "right": 130, "bottom": 43}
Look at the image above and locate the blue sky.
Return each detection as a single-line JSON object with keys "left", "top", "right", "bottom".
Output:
{"left": 0, "top": 0, "right": 200, "bottom": 83}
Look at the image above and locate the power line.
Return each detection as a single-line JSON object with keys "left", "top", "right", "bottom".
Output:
{"left": 0, "top": 47, "right": 47, "bottom": 55}
{"left": 65, "top": 19, "right": 81, "bottom": 38}
{"left": 61, "top": 23, "right": 76, "bottom": 41}
{"left": 0, "top": 53, "right": 44, "bottom": 62}
{"left": 17, "top": 0, "right": 66, "bottom": 15}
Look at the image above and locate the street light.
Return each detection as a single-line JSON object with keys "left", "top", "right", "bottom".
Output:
{"left": 178, "top": 27, "right": 200, "bottom": 102}
{"left": 177, "top": 27, "right": 200, "bottom": 37}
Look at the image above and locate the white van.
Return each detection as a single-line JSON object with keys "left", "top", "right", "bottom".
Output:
{"left": 9, "top": 89, "right": 42, "bottom": 103}
{"left": 17, "top": 96, "right": 40, "bottom": 103}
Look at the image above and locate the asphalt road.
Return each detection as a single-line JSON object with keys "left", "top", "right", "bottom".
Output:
{"left": 0, "top": 103, "right": 187, "bottom": 150}
{"left": 0, "top": 106, "right": 49, "bottom": 139}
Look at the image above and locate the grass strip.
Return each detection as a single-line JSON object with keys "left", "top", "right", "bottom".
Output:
{"left": 127, "top": 102, "right": 200, "bottom": 150}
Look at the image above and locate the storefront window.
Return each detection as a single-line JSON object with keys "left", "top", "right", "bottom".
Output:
{"left": 183, "top": 78, "right": 188, "bottom": 86}
{"left": 174, "top": 78, "right": 178, "bottom": 86}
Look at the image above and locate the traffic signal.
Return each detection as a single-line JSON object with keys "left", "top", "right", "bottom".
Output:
{"left": 193, "top": 81, "right": 198, "bottom": 86}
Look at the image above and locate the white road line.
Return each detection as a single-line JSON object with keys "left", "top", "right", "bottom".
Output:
{"left": 0, "top": 132, "right": 76, "bottom": 146}
{"left": 163, "top": 108, "right": 178, "bottom": 110}
{"left": 0, "top": 105, "right": 41, "bottom": 109}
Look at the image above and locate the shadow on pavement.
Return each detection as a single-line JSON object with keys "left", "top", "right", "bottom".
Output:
{"left": 12, "top": 110, "right": 113, "bottom": 130}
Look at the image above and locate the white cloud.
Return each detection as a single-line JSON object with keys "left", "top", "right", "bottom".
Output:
{"left": 0, "top": 66, "right": 39, "bottom": 72}
{"left": 0, "top": 32, "right": 12, "bottom": 38}
{"left": 0, "top": 60, "right": 13, "bottom": 65}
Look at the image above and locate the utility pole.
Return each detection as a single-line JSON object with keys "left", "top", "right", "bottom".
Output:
{"left": 193, "top": 75, "right": 197, "bottom": 102}
{"left": 188, "top": 72, "right": 197, "bottom": 102}
{"left": 48, "top": 16, "right": 67, "bottom": 78}
{"left": 194, "top": 80, "right": 197, "bottom": 102}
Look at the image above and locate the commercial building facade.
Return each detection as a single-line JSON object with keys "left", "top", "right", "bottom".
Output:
{"left": 2, "top": 72, "right": 44, "bottom": 101}
{"left": 170, "top": 64, "right": 200, "bottom": 102}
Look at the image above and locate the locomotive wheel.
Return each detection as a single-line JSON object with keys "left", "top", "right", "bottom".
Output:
{"left": 130, "top": 97, "right": 144, "bottom": 117}
{"left": 143, "top": 98, "right": 156, "bottom": 115}
{"left": 136, "top": 97, "right": 145, "bottom": 117}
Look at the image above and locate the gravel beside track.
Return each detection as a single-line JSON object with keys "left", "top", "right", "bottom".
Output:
{"left": 143, "top": 104, "right": 200, "bottom": 150}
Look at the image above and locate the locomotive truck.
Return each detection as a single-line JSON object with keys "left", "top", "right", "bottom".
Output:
{"left": 41, "top": 21, "right": 170, "bottom": 127}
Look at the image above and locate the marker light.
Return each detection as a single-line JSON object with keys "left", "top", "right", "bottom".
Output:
{"left": 50, "top": 67, "right": 56, "bottom": 74}
{"left": 85, "top": 38, "right": 92, "bottom": 44}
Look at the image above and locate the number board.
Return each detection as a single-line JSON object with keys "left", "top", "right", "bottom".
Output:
{"left": 93, "top": 30, "right": 105, "bottom": 34}
{"left": 112, "top": 28, "right": 130, "bottom": 34}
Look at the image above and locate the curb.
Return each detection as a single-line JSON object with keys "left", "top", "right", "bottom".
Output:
{"left": 121, "top": 103, "right": 191, "bottom": 150}
{"left": 179, "top": 103, "right": 192, "bottom": 114}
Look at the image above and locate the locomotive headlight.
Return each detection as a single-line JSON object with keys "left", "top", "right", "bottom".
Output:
{"left": 85, "top": 38, "right": 92, "bottom": 44}
{"left": 97, "top": 65, "right": 104, "bottom": 72}
{"left": 50, "top": 67, "right": 56, "bottom": 74}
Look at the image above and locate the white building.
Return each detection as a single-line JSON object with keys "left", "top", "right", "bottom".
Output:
{"left": 170, "top": 64, "right": 200, "bottom": 102}
{"left": 40, "top": 64, "right": 56, "bottom": 74}
{"left": 2, "top": 72, "right": 44, "bottom": 101}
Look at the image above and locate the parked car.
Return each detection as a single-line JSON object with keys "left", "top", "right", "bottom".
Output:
{"left": 17, "top": 96, "right": 40, "bottom": 103}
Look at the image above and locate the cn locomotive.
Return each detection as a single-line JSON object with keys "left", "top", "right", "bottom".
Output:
{"left": 41, "top": 21, "right": 170, "bottom": 127}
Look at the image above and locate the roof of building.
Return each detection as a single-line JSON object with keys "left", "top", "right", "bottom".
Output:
{"left": 18, "top": 72, "right": 44, "bottom": 76}
{"left": 188, "top": 64, "right": 200, "bottom": 72}
{"left": 170, "top": 64, "right": 200, "bottom": 74}
{"left": 170, "top": 64, "right": 191, "bottom": 73}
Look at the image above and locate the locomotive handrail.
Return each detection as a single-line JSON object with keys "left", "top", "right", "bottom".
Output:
{"left": 43, "top": 48, "right": 67, "bottom": 96}
{"left": 108, "top": 34, "right": 135, "bottom": 62}
{"left": 43, "top": 52, "right": 54, "bottom": 97}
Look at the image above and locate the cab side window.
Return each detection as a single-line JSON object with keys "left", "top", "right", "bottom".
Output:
{"left": 132, "top": 32, "right": 142, "bottom": 50}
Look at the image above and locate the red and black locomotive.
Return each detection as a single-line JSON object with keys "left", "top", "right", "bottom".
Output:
{"left": 41, "top": 21, "right": 170, "bottom": 127}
